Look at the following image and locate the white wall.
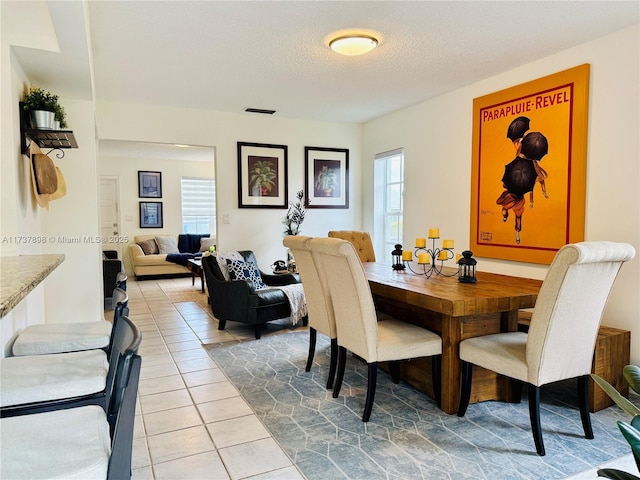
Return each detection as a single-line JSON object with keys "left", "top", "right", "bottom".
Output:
{"left": 362, "top": 25, "right": 640, "bottom": 363}
{"left": 96, "top": 101, "right": 363, "bottom": 271}
{"left": 99, "top": 154, "right": 215, "bottom": 275}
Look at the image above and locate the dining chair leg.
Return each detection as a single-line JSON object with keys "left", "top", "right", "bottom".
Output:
{"left": 511, "top": 379, "right": 524, "bottom": 403}
{"left": 326, "top": 338, "right": 338, "bottom": 390}
{"left": 578, "top": 375, "right": 594, "bottom": 439}
{"left": 332, "top": 346, "right": 348, "bottom": 398}
{"left": 457, "top": 361, "right": 473, "bottom": 417}
{"left": 363, "top": 363, "right": 378, "bottom": 422}
{"left": 305, "top": 328, "right": 317, "bottom": 372}
{"left": 432, "top": 355, "right": 442, "bottom": 408}
{"left": 528, "top": 384, "right": 545, "bottom": 456}
{"left": 389, "top": 361, "right": 401, "bottom": 384}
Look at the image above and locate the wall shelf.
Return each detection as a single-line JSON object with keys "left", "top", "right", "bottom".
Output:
{"left": 19, "top": 102, "right": 78, "bottom": 157}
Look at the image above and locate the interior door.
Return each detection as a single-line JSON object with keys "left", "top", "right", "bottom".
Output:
{"left": 100, "top": 177, "right": 121, "bottom": 255}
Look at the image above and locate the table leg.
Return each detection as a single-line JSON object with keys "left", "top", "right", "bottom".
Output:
{"left": 439, "top": 314, "right": 462, "bottom": 415}
{"left": 200, "top": 270, "right": 205, "bottom": 293}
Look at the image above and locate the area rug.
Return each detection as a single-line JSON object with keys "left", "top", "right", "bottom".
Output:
{"left": 206, "top": 331, "right": 635, "bottom": 480}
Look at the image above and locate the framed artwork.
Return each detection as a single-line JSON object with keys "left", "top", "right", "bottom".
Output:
{"left": 304, "top": 146, "right": 349, "bottom": 209}
{"left": 470, "top": 64, "right": 590, "bottom": 264}
{"left": 139, "top": 202, "right": 163, "bottom": 228}
{"left": 237, "top": 142, "right": 288, "bottom": 208}
{"left": 138, "top": 171, "right": 162, "bottom": 198}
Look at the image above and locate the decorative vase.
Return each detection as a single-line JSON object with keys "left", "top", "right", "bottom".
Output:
{"left": 30, "top": 110, "right": 55, "bottom": 130}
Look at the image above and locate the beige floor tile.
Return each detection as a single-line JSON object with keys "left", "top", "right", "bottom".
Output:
{"left": 143, "top": 404, "right": 203, "bottom": 436}
{"left": 134, "top": 414, "right": 146, "bottom": 439}
{"left": 207, "top": 414, "right": 270, "bottom": 449}
{"left": 157, "top": 326, "right": 194, "bottom": 336}
{"left": 139, "top": 344, "right": 170, "bottom": 356}
{"left": 131, "top": 465, "right": 154, "bottom": 480}
{"left": 167, "top": 340, "right": 203, "bottom": 352}
{"left": 198, "top": 397, "right": 254, "bottom": 424}
{"left": 140, "top": 352, "right": 174, "bottom": 367}
{"left": 182, "top": 368, "right": 228, "bottom": 387}
{"left": 244, "top": 466, "right": 305, "bottom": 480}
{"left": 131, "top": 436, "right": 151, "bottom": 469}
{"left": 163, "top": 332, "right": 200, "bottom": 344}
{"left": 139, "top": 374, "right": 185, "bottom": 396}
{"left": 147, "top": 425, "right": 215, "bottom": 465}
{"left": 175, "top": 356, "right": 217, "bottom": 373}
{"left": 170, "top": 348, "right": 210, "bottom": 362}
{"left": 189, "top": 381, "right": 239, "bottom": 404}
{"left": 139, "top": 336, "right": 167, "bottom": 348}
{"left": 153, "top": 451, "right": 230, "bottom": 480}
{"left": 198, "top": 332, "right": 237, "bottom": 343}
{"left": 218, "top": 438, "right": 292, "bottom": 480}
{"left": 140, "top": 362, "right": 180, "bottom": 380}
{"left": 140, "top": 388, "right": 193, "bottom": 414}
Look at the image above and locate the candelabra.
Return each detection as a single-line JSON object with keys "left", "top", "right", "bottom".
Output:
{"left": 403, "top": 229, "right": 459, "bottom": 279}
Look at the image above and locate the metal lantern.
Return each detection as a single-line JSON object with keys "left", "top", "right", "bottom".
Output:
{"left": 457, "top": 250, "right": 477, "bottom": 283}
{"left": 392, "top": 244, "right": 405, "bottom": 271}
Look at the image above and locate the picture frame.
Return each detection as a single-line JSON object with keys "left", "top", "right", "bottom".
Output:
{"left": 237, "top": 142, "right": 288, "bottom": 208}
{"left": 139, "top": 202, "right": 163, "bottom": 228}
{"left": 470, "top": 64, "right": 590, "bottom": 264}
{"left": 138, "top": 171, "right": 162, "bottom": 198}
{"left": 304, "top": 146, "right": 349, "bottom": 209}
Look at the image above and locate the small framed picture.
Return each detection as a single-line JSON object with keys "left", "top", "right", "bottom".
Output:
{"left": 139, "top": 202, "right": 163, "bottom": 228}
{"left": 138, "top": 171, "right": 162, "bottom": 198}
{"left": 237, "top": 142, "right": 288, "bottom": 208}
{"left": 305, "top": 146, "right": 349, "bottom": 208}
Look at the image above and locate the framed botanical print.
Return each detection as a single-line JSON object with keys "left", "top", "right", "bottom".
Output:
{"left": 304, "top": 146, "right": 349, "bottom": 209}
{"left": 237, "top": 142, "right": 288, "bottom": 208}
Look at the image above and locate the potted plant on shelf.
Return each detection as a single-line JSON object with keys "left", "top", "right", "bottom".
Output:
{"left": 592, "top": 365, "right": 640, "bottom": 479}
{"left": 21, "top": 87, "right": 67, "bottom": 130}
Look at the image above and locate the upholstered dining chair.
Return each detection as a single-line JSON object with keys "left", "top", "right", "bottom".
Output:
{"left": 311, "top": 237, "right": 442, "bottom": 422}
{"left": 284, "top": 235, "right": 338, "bottom": 389}
{"left": 457, "top": 241, "right": 635, "bottom": 456}
{"left": 328, "top": 230, "right": 376, "bottom": 263}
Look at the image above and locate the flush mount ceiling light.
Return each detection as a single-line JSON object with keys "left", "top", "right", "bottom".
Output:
{"left": 329, "top": 35, "right": 378, "bottom": 56}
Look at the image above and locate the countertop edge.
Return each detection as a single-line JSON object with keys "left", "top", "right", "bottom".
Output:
{"left": 0, "top": 254, "right": 65, "bottom": 318}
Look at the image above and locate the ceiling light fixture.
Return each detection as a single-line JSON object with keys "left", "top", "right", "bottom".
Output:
{"left": 329, "top": 35, "right": 378, "bottom": 56}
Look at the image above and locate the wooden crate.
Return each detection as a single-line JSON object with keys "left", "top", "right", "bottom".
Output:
{"left": 518, "top": 311, "right": 630, "bottom": 412}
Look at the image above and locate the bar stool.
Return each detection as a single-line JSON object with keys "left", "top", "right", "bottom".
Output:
{"left": 1, "top": 312, "right": 135, "bottom": 418}
{"left": 0, "top": 316, "right": 142, "bottom": 479}
{"left": 11, "top": 288, "right": 127, "bottom": 357}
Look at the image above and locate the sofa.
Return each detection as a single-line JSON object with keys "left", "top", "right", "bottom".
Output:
{"left": 129, "top": 234, "right": 215, "bottom": 278}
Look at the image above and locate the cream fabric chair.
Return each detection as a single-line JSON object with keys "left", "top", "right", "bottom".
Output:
{"left": 311, "top": 237, "right": 442, "bottom": 422}
{"left": 457, "top": 241, "right": 635, "bottom": 456}
{"left": 328, "top": 230, "right": 376, "bottom": 263}
{"left": 283, "top": 235, "right": 338, "bottom": 389}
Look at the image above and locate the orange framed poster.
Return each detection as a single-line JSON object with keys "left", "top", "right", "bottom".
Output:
{"left": 470, "top": 64, "right": 590, "bottom": 264}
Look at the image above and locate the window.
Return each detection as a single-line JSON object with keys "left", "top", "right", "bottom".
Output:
{"left": 373, "top": 148, "right": 404, "bottom": 261}
{"left": 181, "top": 177, "right": 216, "bottom": 234}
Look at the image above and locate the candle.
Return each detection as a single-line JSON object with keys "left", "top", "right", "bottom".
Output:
{"left": 437, "top": 250, "right": 448, "bottom": 261}
{"left": 402, "top": 251, "right": 413, "bottom": 261}
{"left": 428, "top": 228, "right": 440, "bottom": 239}
{"left": 442, "top": 239, "right": 454, "bottom": 249}
{"left": 415, "top": 237, "right": 426, "bottom": 248}
{"left": 418, "top": 253, "right": 430, "bottom": 264}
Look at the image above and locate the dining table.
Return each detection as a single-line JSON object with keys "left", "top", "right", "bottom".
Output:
{"left": 363, "top": 262, "right": 543, "bottom": 414}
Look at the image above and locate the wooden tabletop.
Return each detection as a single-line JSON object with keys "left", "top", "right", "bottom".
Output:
{"left": 362, "top": 262, "right": 542, "bottom": 317}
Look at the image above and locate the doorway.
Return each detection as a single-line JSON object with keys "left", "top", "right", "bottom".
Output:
{"left": 99, "top": 176, "right": 121, "bottom": 256}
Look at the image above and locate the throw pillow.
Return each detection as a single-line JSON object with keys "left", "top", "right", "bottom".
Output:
{"left": 138, "top": 238, "right": 159, "bottom": 255}
{"left": 155, "top": 236, "right": 179, "bottom": 254}
{"left": 225, "top": 259, "right": 267, "bottom": 290}
{"left": 199, "top": 237, "right": 217, "bottom": 252}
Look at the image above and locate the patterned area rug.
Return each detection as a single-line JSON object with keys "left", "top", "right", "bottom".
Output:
{"left": 206, "top": 331, "right": 635, "bottom": 480}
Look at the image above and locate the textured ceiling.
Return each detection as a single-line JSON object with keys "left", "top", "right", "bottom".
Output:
{"left": 84, "top": 1, "right": 639, "bottom": 123}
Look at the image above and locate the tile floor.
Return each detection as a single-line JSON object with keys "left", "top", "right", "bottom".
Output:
{"left": 122, "top": 276, "right": 635, "bottom": 480}
{"left": 124, "top": 276, "right": 304, "bottom": 480}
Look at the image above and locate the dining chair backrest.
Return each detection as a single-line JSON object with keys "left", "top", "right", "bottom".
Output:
{"left": 107, "top": 287, "right": 129, "bottom": 356}
{"left": 327, "top": 230, "right": 376, "bottom": 263}
{"left": 527, "top": 241, "right": 635, "bottom": 386}
{"left": 310, "top": 237, "right": 378, "bottom": 361}
{"left": 283, "top": 236, "right": 336, "bottom": 339}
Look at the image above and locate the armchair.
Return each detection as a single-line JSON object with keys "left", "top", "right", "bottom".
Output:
{"left": 102, "top": 250, "right": 123, "bottom": 307}
{"left": 202, "top": 251, "right": 304, "bottom": 339}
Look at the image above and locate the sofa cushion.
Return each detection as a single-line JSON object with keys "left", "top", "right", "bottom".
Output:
{"left": 138, "top": 238, "right": 159, "bottom": 255}
{"left": 200, "top": 237, "right": 217, "bottom": 252}
{"left": 156, "top": 236, "right": 179, "bottom": 254}
{"left": 226, "top": 259, "right": 267, "bottom": 290}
